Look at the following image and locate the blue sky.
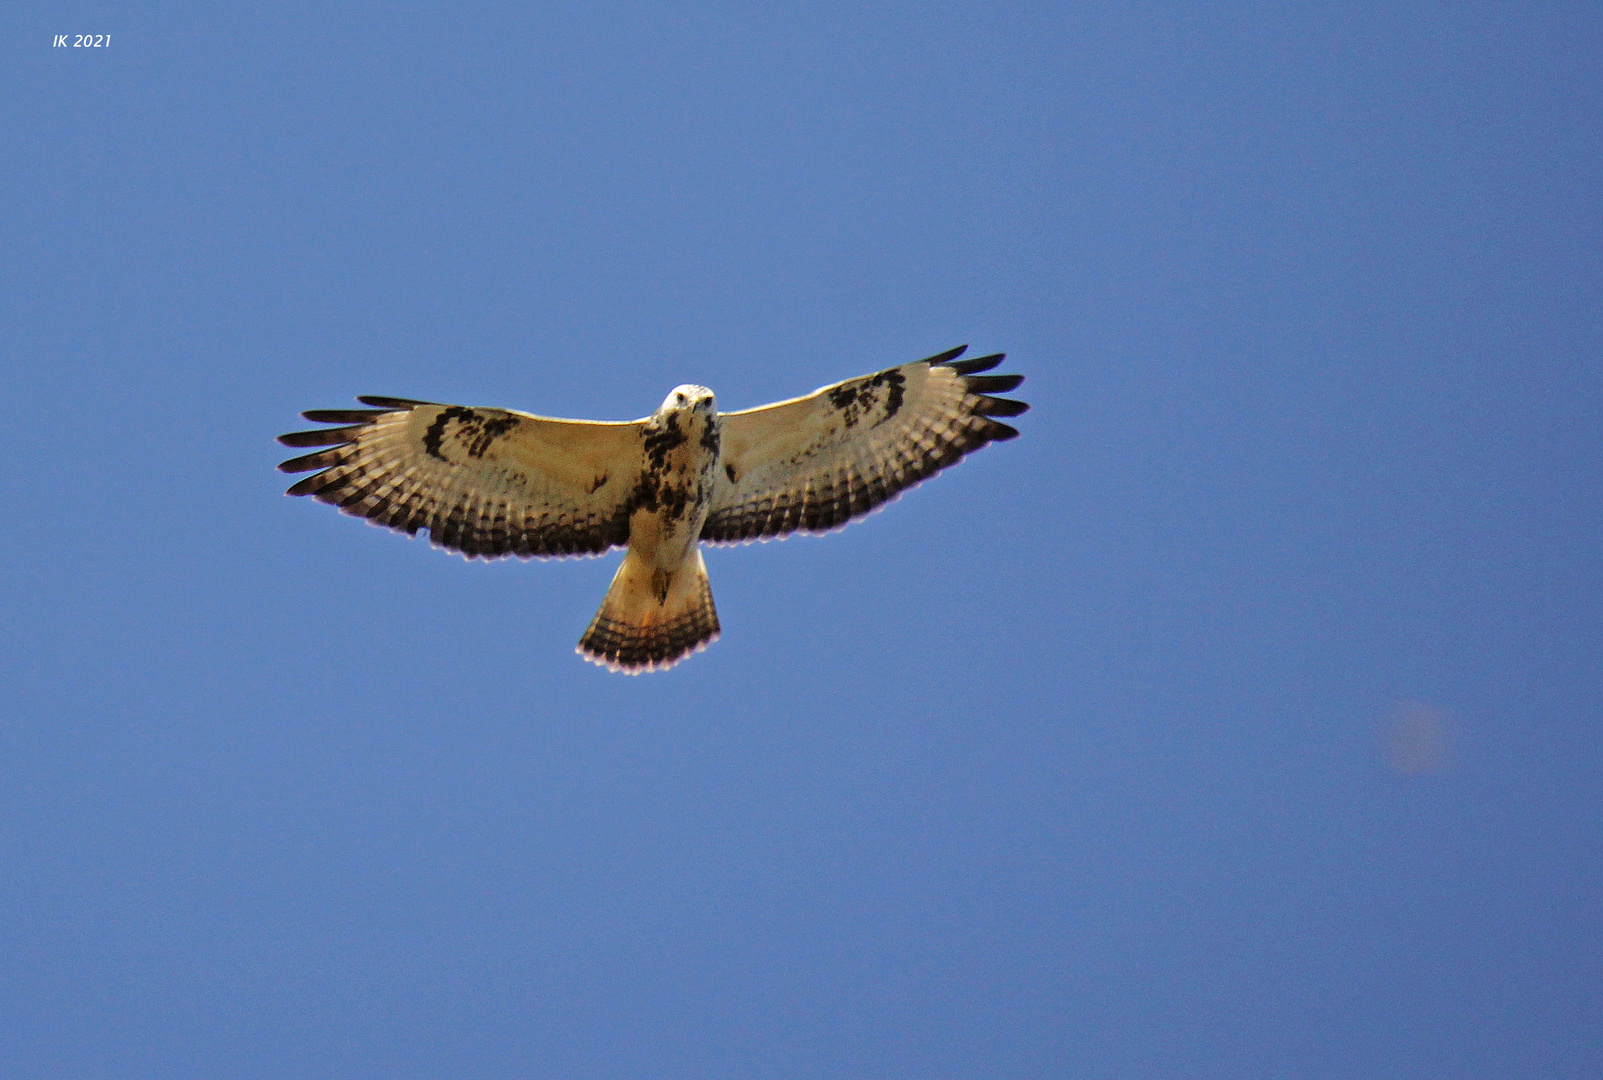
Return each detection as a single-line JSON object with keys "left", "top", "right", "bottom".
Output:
{"left": 2, "top": 3, "right": 1600, "bottom": 1077}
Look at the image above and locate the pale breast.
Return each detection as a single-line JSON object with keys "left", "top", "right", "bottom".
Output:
{"left": 628, "top": 405, "right": 720, "bottom": 563}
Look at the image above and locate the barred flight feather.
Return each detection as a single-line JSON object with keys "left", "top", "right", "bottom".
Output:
{"left": 278, "top": 400, "right": 644, "bottom": 560}
{"left": 700, "top": 347, "right": 1028, "bottom": 544}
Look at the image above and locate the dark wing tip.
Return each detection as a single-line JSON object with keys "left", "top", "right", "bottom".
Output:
{"left": 285, "top": 471, "right": 333, "bottom": 496}
{"left": 301, "top": 408, "right": 390, "bottom": 424}
{"left": 973, "top": 396, "right": 1029, "bottom": 418}
{"left": 941, "top": 351, "right": 1006, "bottom": 375}
{"left": 954, "top": 364, "right": 1026, "bottom": 420}
{"left": 985, "top": 421, "right": 1021, "bottom": 441}
{"left": 357, "top": 395, "right": 433, "bottom": 409}
{"left": 278, "top": 448, "right": 345, "bottom": 473}
{"left": 918, "top": 345, "right": 969, "bottom": 366}
{"left": 277, "top": 426, "right": 364, "bottom": 448}
{"left": 963, "top": 372, "right": 1023, "bottom": 394}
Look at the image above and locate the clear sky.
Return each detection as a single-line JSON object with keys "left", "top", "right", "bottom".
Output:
{"left": 3, "top": 3, "right": 1600, "bottom": 1078}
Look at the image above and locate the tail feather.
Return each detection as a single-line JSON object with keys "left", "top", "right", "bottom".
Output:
{"left": 578, "top": 549, "right": 720, "bottom": 673}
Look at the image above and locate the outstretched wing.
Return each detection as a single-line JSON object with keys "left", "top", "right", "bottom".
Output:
{"left": 702, "top": 346, "right": 1028, "bottom": 544}
{"left": 278, "top": 397, "right": 645, "bottom": 559}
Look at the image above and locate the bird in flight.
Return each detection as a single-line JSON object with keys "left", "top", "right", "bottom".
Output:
{"left": 278, "top": 345, "right": 1028, "bottom": 673}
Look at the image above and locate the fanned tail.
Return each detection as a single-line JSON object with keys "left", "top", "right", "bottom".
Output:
{"left": 578, "top": 548, "right": 720, "bottom": 673}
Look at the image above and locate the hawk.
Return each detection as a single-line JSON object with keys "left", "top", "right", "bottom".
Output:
{"left": 278, "top": 345, "right": 1028, "bottom": 673}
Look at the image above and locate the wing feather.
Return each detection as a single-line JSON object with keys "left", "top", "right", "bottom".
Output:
{"left": 278, "top": 399, "right": 645, "bottom": 559}
{"left": 702, "top": 346, "right": 1028, "bottom": 544}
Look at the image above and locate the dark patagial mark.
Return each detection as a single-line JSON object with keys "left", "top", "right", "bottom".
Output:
{"left": 724, "top": 462, "right": 738, "bottom": 484}
{"left": 826, "top": 383, "right": 860, "bottom": 412}
{"left": 422, "top": 406, "right": 520, "bottom": 461}
{"left": 827, "top": 369, "right": 907, "bottom": 429}
{"left": 878, "top": 370, "right": 906, "bottom": 423}
{"left": 588, "top": 472, "right": 610, "bottom": 494}
{"left": 465, "top": 415, "right": 518, "bottom": 457}
{"left": 423, "top": 407, "right": 470, "bottom": 461}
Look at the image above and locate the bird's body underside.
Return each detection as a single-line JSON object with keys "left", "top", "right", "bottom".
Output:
{"left": 578, "top": 385, "right": 722, "bottom": 671}
{"left": 278, "top": 346, "right": 1028, "bottom": 673}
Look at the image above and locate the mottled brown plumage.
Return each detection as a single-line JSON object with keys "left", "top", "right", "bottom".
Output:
{"left": 278, "top": 346, "right": 1027, "bottom": 672}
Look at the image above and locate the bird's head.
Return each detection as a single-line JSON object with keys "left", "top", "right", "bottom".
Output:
{"left": 661, "top": 384, "right": 717, "bottom": 416}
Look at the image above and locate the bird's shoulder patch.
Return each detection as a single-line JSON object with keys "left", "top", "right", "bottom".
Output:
{"left": 422, "top": 406, "right": 522, "bottom": 462}
{"left": 825, "top": 368, "right": 907, "bottom": 429}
